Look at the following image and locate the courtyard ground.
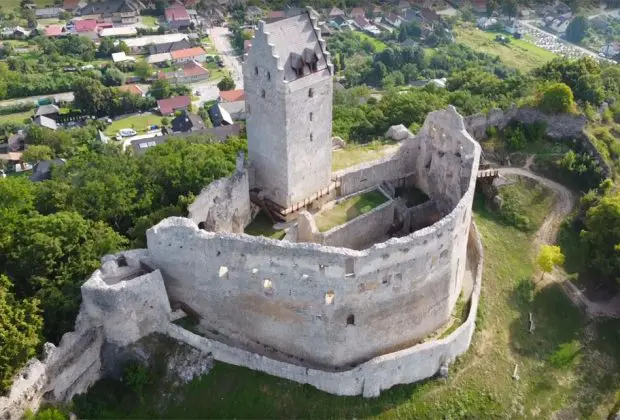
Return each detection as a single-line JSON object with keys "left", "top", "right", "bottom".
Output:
{"left": 244, "top": 211, "right": 285, "bottom": 240}
{"left": 314, "top": 189, "right": 388, "bottom": 232}
{"left": 454, "top": 26, "right": 557, "bottom": 72}
{"left": 71, "top": 177, "right": 620, "bottom": 418}
{"left": 332, "top": 141, "right": 398, "bottom": 172}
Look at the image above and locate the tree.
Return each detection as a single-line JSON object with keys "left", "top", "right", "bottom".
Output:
{"left": 5, "top": 212, "right": 127, "bottom": 342}
{"left": 573, "top": 74, "right": 604, "bottom": 105}
{"left": 134, "top": 60, "right": 153, "bottom": 80}
{"left": 217, "top": 75, "right": 236, "bottom": 91}
{"left": 565, "top": 16, "right": 588, "bottom": 43}
{"left": 502, "top": 0, "right": 518, "bottom": 18}
{"left": 486, "top": 0, "right": 499, "bottom": 17}
{"left": 539, "top": 83, "right": 575, "bottom": 114}
{"left": 102, "top": 67, "right": 125, "bottom": 87}
{"left": 22, "top": 145, "right": 53, "bottom": 163}
{"left": 73, "top": 78, "right": 107, "bottom": 116}
{"left": 537, "top": 245, "right": 565, "bottom": 280}
{"left": 149, "top": 79, "right": 171, "bottom": 100}
{"left": 0, "top": 275, "right": 42, "bottom": 393}
{"left": 97, "top": 38, "right": 116, "bottom": 57}
{"left": 580, "top": 192, "right": 620, "bottom": 284}
{"left": 161, "top": 117, "right": 170, "bottom": 127}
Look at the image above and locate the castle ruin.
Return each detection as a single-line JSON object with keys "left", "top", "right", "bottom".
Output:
{"left": 1, "top": 9, "right": 483, "bottom": 418}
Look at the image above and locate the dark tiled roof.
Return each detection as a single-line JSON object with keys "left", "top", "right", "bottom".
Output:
{"left": 30, "top": 158, "right": 65, "bottom": 182}
{"left": 148, "top": 39, "right": 192, "bottom": 55}
{"left": 130, "top": 124, "right": 241, "bottom": 155}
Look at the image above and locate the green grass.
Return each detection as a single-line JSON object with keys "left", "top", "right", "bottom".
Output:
{"left": 3, "top": 0, "right": 54, "bottom": 11}
{"left": 0, "top": 110, "right": 33, "bottom": 124}
{"left": 140, "top": 16, "right": 159, "bottom": 27}
{"left": 496, "top": 177, "right": 555, "bottom": 232}
{"left": 454, "top": 26, "right": 557, "bottom": 72}
{"left": 69, "top": 184, "right": 620, "bottom": 419}
{"left": 332, "top": 141, "right": 396, "bottom": 171}
{"left": 353, "top": 31, "right": 387, "bottom": 52}
{"left": 244, "top": 211, "right": 285, "bottom": 240}
{"left": 314, "top": 190, "right": 388, "bottom": 232}
{"left": 104, "top": 114, "right": 163, "bottom": 136}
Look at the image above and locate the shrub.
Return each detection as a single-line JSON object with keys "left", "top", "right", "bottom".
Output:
{"left": 122, "top": 361, "right": 154, "bottom": 395}
{"left": 504, "top": 123, "right": 527, "bottom": 150}
{"left": 539, "top": 83, "right": 575, "bottom": 114}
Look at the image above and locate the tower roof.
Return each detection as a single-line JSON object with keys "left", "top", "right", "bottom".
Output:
{"left": 256, "top": 8, "right": 331, "bottom": 83}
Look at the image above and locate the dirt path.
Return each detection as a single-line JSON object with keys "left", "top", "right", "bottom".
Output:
{"left": 497, "top": 166, "right": 620, "bottom": 318}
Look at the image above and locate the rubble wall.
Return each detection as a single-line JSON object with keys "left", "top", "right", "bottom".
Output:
{"left": 0, "top": 252, "right": 172, "bottom": 419}
{"left": 464, "top": 105, "right": 612, "bottom": 176}
{"left": 187, "top": 154, "right": 251, "bottom": 233}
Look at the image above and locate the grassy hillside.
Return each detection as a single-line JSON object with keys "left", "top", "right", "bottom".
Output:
{"left": 455, "top": 26, "right": 557, "bottom": 72}
{"left": 71, "top": 184, "right": 620, "bottom": 419}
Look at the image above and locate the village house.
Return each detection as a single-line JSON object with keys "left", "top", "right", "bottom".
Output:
{"left": 148, "top": 39, "right": 192, "bottom": 55}
{"left": 36, "top": 7, "right": 64, "bottom": 19}
{"left": 350, "top": 7, "right": 366, "bottom": 19}
{"left": 165, "top": 2, "right": 191, "bottom": 30}
{"left": 328, "top": 7, "right": 345, "bottom": 18}
{"left": 218, "top": 89, "right": 245, "bottom": 103}
{"left": 159, "top": 60, "right": 210, "bottom": 84}
{"left": 170, "top": 47, "right": 206, "bottom": 63}
{"left": 118, "top": 84, "right": 145, "bottom": 96}
{"left": 34, "top": 104, "right": 60, "bottom": 121}
{"left": 157, "top": 95, "right": 191, "bottom": 115}
{"left": 76, "top": 0, "right": 144, "bottom": 25}
{"left": 171, "top": 111, "right": 205, "bottom": 133}
{"left": 43, "top": 25, "right": 65, "bottom": 37}
{"left": 63, "top": 0, "right": 86, "bottom": 12}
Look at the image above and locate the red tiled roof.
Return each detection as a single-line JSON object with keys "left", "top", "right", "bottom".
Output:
{"left": 44, "top": 25, "right": 64, "bottom": 37}
{"left": 268, "top": 10, "right": 286, "bottom": 18}
{"left": 182, "top": 61, "right": 209, "bottom": 77}
{"left": 118, "top": 84, "right": 144, "bottom": 95}
{"left": 157, "top": 95, "right": 191, "bottom": 115}
{"left": 170, "top": 47, "right": 205, "bottom": 60}
{"left": 165, "top": 4, "right": 190, "bottom": 21}
{"left": 63, "top": 0, "right": 80, "bottom": 10}
{"left": 351, "top": 7, "right": 365, "bottom": 17}
{"left": 354, "top": 16, "right": 370, "bottom": 28}
{"left": 219, "top": 89, "right": 245, "bottom": 102}
{"left": 75, "top": 19, "right": 98, "bottom": 32}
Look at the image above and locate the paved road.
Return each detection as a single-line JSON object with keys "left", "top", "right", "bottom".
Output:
{"left": 0, "top": 91, "right": 75, "bottom": 108}
{"left": 209, "top": 26, "right": 244, "bottom": 89}
{"left": 188, "top": 81, "right": 220, "bottom": 107}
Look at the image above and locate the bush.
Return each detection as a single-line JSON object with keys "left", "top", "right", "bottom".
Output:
{"left": 504, "top": 123, "right": 527, "bottom": 150}
{"left": 539, "top": 83, "right": 575, "bottom": 114}
{"left": 122, "top": 361, "right": 154, "bottom": 395}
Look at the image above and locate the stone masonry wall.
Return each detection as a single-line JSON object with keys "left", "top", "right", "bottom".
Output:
{"left": 146, "top": 106, "right": 480, "bottom": 369}
{"left": 164, "top": 221, "right": 483, "bottom": 398}
{"left": 0, "top": 252, "right": 172, "bottom": 419}
{"left": 464, "top": 105, "right": 612, "bottom": 176}
{"left": 187, "top": 154, "right": 251, "bottom": 233}
{"left": 297, "top": 197, "right": 396, "bottom": 250}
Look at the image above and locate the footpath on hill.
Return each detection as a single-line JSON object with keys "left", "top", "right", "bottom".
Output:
{"left": 498, "top": 163, "right": 620, "bottom": 318}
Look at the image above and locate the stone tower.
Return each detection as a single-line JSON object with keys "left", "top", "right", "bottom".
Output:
{"left": 244, "top": 8, "right": 333, "bottom": 209}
